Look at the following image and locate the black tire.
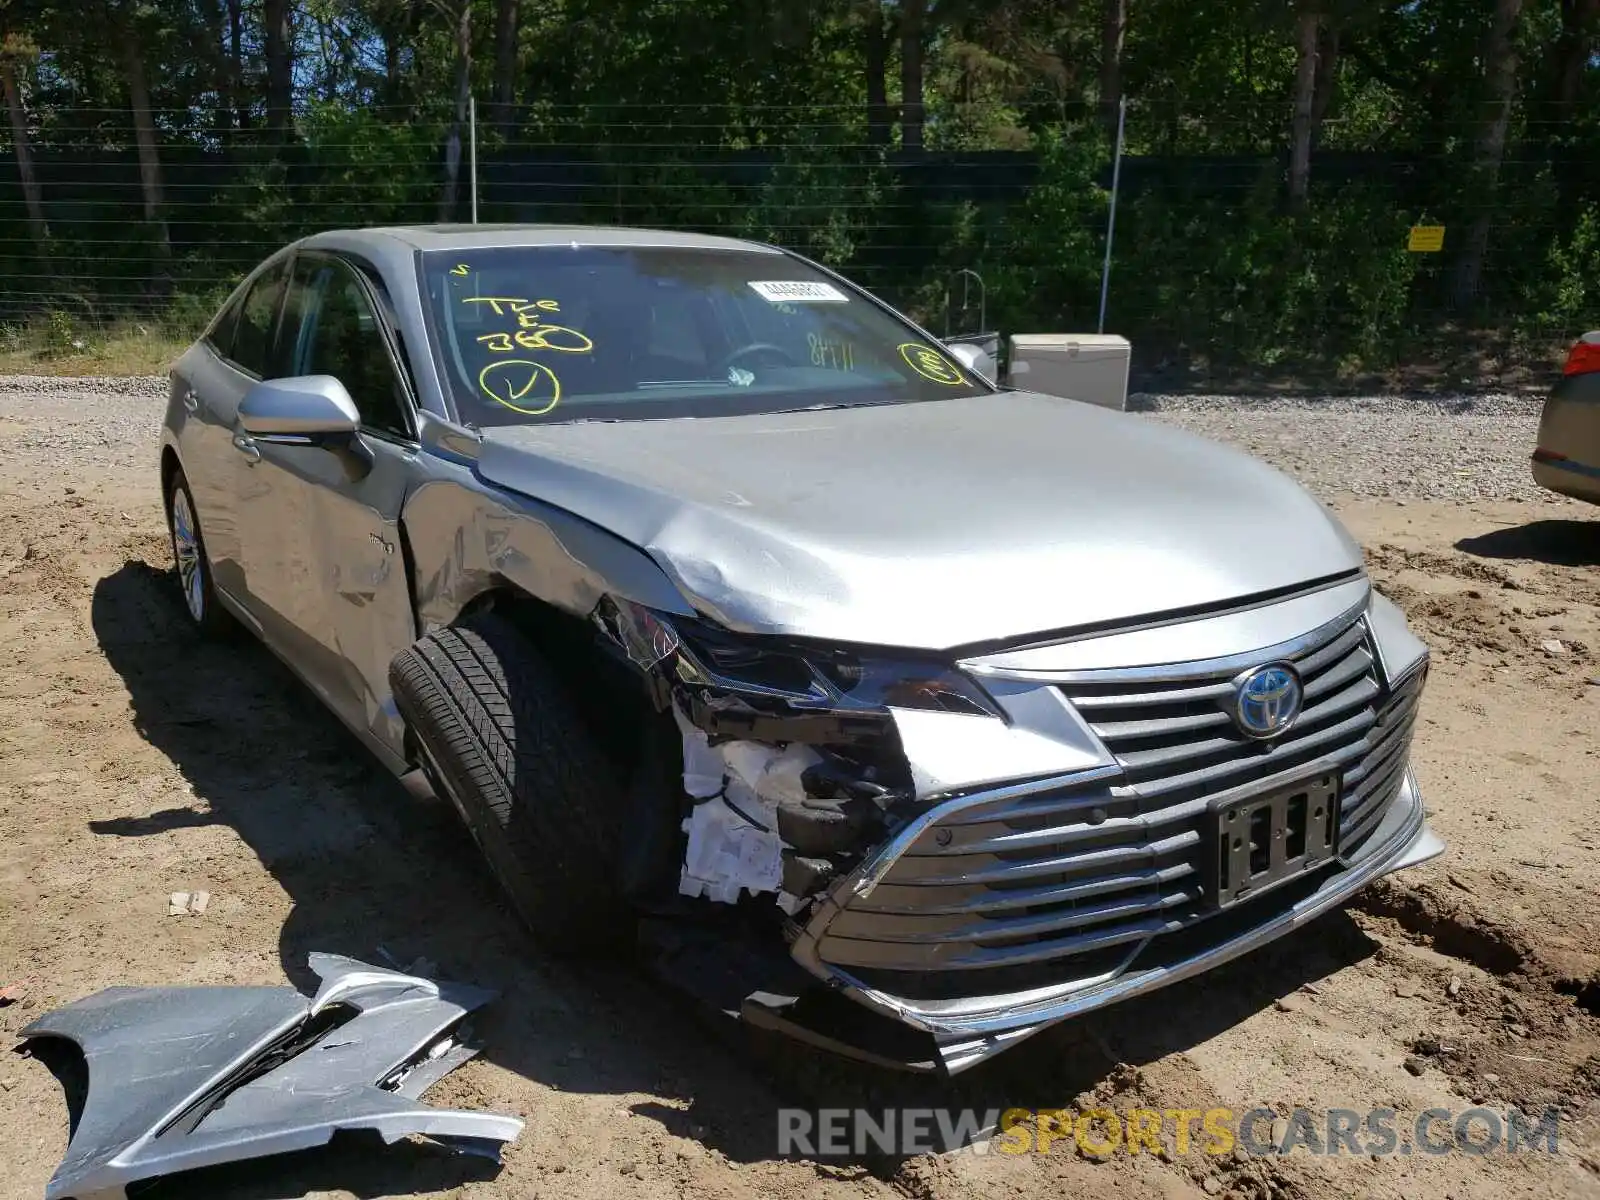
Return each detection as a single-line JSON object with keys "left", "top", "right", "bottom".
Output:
{"left": 164, "top": 467, "right": 234, "bottom": 637}
{"left": 389, "top": 613, "right": 632, "bottom": 955}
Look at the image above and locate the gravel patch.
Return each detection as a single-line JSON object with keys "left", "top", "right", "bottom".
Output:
{"left": 0, "top": 374, "right": 168, "bottom": 398}
{"left": 0, "top": 376, "right": 166, "bottom": 469}
{"left": 1133, "top": 391, "right": 1549, "bottom": 505}
{"left": 0, "top": 377, "right": 1556, "bottom": 506}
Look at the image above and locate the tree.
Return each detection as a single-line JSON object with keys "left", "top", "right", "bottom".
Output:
{"left": 1551, "top": 0, "right": 1600, "bottom": 112}
{"left": 1100, "top": 0, "right": 1125, "bottom": 133}
{"left": 1450, "top": 0, "right": 1525, "bottom": 310}
{"left": 227, "top": 0, "right": 244, "bottom": 128}
{"left": 264, "top": 0, "right": 293, "bottom": 141}
{"left": 862, "top": 0, "right": 892, "bottom": 146}
{"left": 489, "top": 0, "right": 519, "bottom": 130}
{"left": 111, "top": 1, "right": 173, "bottom": 273}
{"left": 1287, "top": 4, "right": 1320, "bottom": 210}
{"left": 435, "top": 0, "right": 472, "bottom": 220}
{"left": 0, "top": 34, "right": 48, "bottom": 251}
{"left": 901, "top": 0, "right": 927, "bottom": 151}
{"left": 1310, "top": 19, "right": 1338, "bottom": 139}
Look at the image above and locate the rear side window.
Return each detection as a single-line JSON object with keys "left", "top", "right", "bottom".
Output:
{"left": 205, "top": 293, "right": 242, "bottom": 360}
{"left": 227, "top": 260, "right": 290, "bottom": 378}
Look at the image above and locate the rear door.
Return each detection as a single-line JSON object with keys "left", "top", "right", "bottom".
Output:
{"left": 174, "top": 256, "right": 291, "bottom": 601}
{"left": 231, "top": 252, "right": 420, "bottom": 754}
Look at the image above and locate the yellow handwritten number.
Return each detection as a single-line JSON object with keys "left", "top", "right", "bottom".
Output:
{"left": 450, "top": 263, "right": 471, "bottom": 277}
{"left": 515, "top": 325, "right": 593, "bottom": 353}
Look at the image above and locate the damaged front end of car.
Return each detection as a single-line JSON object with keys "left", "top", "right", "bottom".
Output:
{"left": 593, "top": 583, "right": 1444, "bottom": 1076}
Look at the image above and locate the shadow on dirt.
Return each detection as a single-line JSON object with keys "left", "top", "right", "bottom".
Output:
{"left": 82, "top": 557, "right": 1381, "bottom": 1192}
{"left": 1455, "top": 519, "right": 1597, "bottom": 568}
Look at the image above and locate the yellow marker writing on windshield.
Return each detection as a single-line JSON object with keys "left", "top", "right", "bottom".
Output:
{"left": 476, "top": 327, "right": 594, "bottom": 355}
{"left": 450, "top": 263, "right": 471, "bottom": 277}
{"left": 898, "top": 342, "right": 965, "bottom": 385}
{"left": 461, "top": 296, "right": 531, "bottom": 316}
{"left": 478, "top": 359, "right": 562, "bottom": 416}
{"left": 516, "top": 325, "right": 592, "bottom": 353}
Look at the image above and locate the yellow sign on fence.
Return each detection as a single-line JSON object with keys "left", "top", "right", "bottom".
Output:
{"left": 1408, "top": 225, "right": 1446, "bottom": 252}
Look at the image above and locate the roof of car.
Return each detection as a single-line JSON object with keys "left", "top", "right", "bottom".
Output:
{"left": 309, "top": 224, "right": 781, "bottom": 255}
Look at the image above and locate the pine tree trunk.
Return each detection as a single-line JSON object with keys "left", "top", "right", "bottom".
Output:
{"left": 264, "top": 0, "right": 294, "bottom": 142}
{"left": 864, "top": 1, "right": 890, "bottom": 146}
{"left": 227, "top": 0, "right": 245, "bottom": 131}
{"left": 490, "top": 0, "right": 518, "bottom": 131}
{"left": 119, "top": 24, "right": 173, "bottom": 280}
{"left": 0, "top": 58, "right": 48, "bottom": 250}
{"left": 1100, "top": 0, "right": 1126, "bottom": 134}
{"left": 899, "top": 0, "right": 925, "bottom": 154}
{"left": 1310, "top": 24, "right": 1339, "bottom": 143}
{"left": 1553, "top": 0, "right": 1599, "bottom": 110}
{"left": 1450, "top": 0, "right": 1524, "bottom": 311}
{"left": 439, "top": 2, "right": 472, "bottom": 222}
{"left": 1287, "top": 6, "right": 1320, "bottom": 212}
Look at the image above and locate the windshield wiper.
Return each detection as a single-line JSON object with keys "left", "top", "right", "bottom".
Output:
{"left": 771, "top": 402, "right": 869, "bottom": 414}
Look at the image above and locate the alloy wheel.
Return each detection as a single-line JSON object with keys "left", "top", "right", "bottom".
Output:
{"left": 170, "top": 486, "right": 206, "bottom": 623}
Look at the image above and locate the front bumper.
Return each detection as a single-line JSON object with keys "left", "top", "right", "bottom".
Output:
{"left": 788, "top": 772, "right": 1439, "bottom": 1073}
{"left": 780, "top": 591, "right": 1440, "bottom": 1074}
{"left": 1532, "top": 453, "right": 1600, "bottom": 505}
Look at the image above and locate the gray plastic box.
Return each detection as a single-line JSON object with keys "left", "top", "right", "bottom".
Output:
{"left": 1006, "top": 333, "right": 1131, "bottom": 411}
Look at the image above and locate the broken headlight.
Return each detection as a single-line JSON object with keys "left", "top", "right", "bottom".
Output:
{"left": 601, "top": 598, "right": 998, "bottom": 908}
{"left": 602, "top": 597, "right": 1002, "bottom": 721}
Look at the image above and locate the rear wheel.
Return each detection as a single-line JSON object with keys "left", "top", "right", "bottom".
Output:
{"left": 389, "top": 613, "right": 632, "bottom": 955}
{"left": 165, "top": 468, "right": 233, "bottom": 636}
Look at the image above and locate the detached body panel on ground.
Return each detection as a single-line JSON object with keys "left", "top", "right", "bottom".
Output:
{"left": 158, "top": 224, "right": 1444, "bottom": 1074}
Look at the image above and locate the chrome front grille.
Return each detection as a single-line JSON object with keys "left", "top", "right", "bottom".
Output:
{"left": 1070, "top": 613, "right": 1378, "bottom": 809}
{"left": 812, "top": 605, "right": 1424, "bottom": 1002}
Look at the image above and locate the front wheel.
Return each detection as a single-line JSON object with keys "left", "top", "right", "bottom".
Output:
{"left": 389, "top": 613, "right": 632, "bottom": 955}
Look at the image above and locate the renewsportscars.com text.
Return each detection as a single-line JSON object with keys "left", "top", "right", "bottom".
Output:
{"left": 777, "top": 1105, "right": 1563, "bottom": 1158}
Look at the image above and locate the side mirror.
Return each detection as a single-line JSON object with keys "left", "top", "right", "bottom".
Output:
{"left": 239, "top": 376, "right": 360, "bottom": 438}
{"left": 945, "top": 339, "right": 998, "bottom": 385}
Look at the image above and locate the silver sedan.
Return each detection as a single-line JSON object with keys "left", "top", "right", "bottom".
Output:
{"left": 162, "top": 224, "right": 1443, "bottom": 1074}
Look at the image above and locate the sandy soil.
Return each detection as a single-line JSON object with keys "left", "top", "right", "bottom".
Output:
{"left": 0, "top": 397, "right": 1597, "bottom": 1200}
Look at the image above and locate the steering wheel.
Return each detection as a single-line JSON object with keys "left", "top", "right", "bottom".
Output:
{"left": 719, "top": 342, "right": 801, "bottom": 375}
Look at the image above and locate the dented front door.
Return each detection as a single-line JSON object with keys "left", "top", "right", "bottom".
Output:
{"left": 232, "top": 253, "right": 419, "bottom": 759}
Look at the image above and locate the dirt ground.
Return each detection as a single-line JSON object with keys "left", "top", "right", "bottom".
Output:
{"left": 1, "top": 394, "right": 1598, "bottom": 1200}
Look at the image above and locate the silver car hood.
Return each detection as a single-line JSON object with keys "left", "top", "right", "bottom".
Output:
{"left": 476, "top": 392, "right": 1362, "bottom": 650}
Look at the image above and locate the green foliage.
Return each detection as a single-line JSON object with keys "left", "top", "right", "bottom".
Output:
{"left": 0, "top": 0, "right": 1592, "bottom": 382}
{"left": 738, "top": 146, "right": 891, "bottom": 269}
{"left": 989, "top": 126, "right": 1111, "bottom": 332}
{"left": 159, "top": 282, "right": 237, "bottom": 340}
{"left": 41, "top": 309, "right": 79, "bottom": 357}
{"left": 1114, "top": 180, "right": 1419, "bottom": 370}
{"left": 1518, "top": 202, "right": 1600, "bottom": 340}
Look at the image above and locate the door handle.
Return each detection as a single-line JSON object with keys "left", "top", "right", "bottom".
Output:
{"left": 231, "top": 432, "right": 261, "bottom": 463}
{"left": 180, "top": 387, "right": 200, "bottom": 414}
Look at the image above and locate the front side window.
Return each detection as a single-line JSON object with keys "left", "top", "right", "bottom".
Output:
{"left": 421, "top": 246, "right": 990, "bottom": 426}
{"left": 281, "top": 257, "right": 412, "bottom": 439}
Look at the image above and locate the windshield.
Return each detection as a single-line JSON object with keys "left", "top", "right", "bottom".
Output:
{"left": 420, "top": 245, "right": 990, "bottom": 426}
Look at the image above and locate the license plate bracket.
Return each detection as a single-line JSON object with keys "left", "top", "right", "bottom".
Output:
{"left": 1210, "top": 772, "right": 1340, "bottom": 908}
